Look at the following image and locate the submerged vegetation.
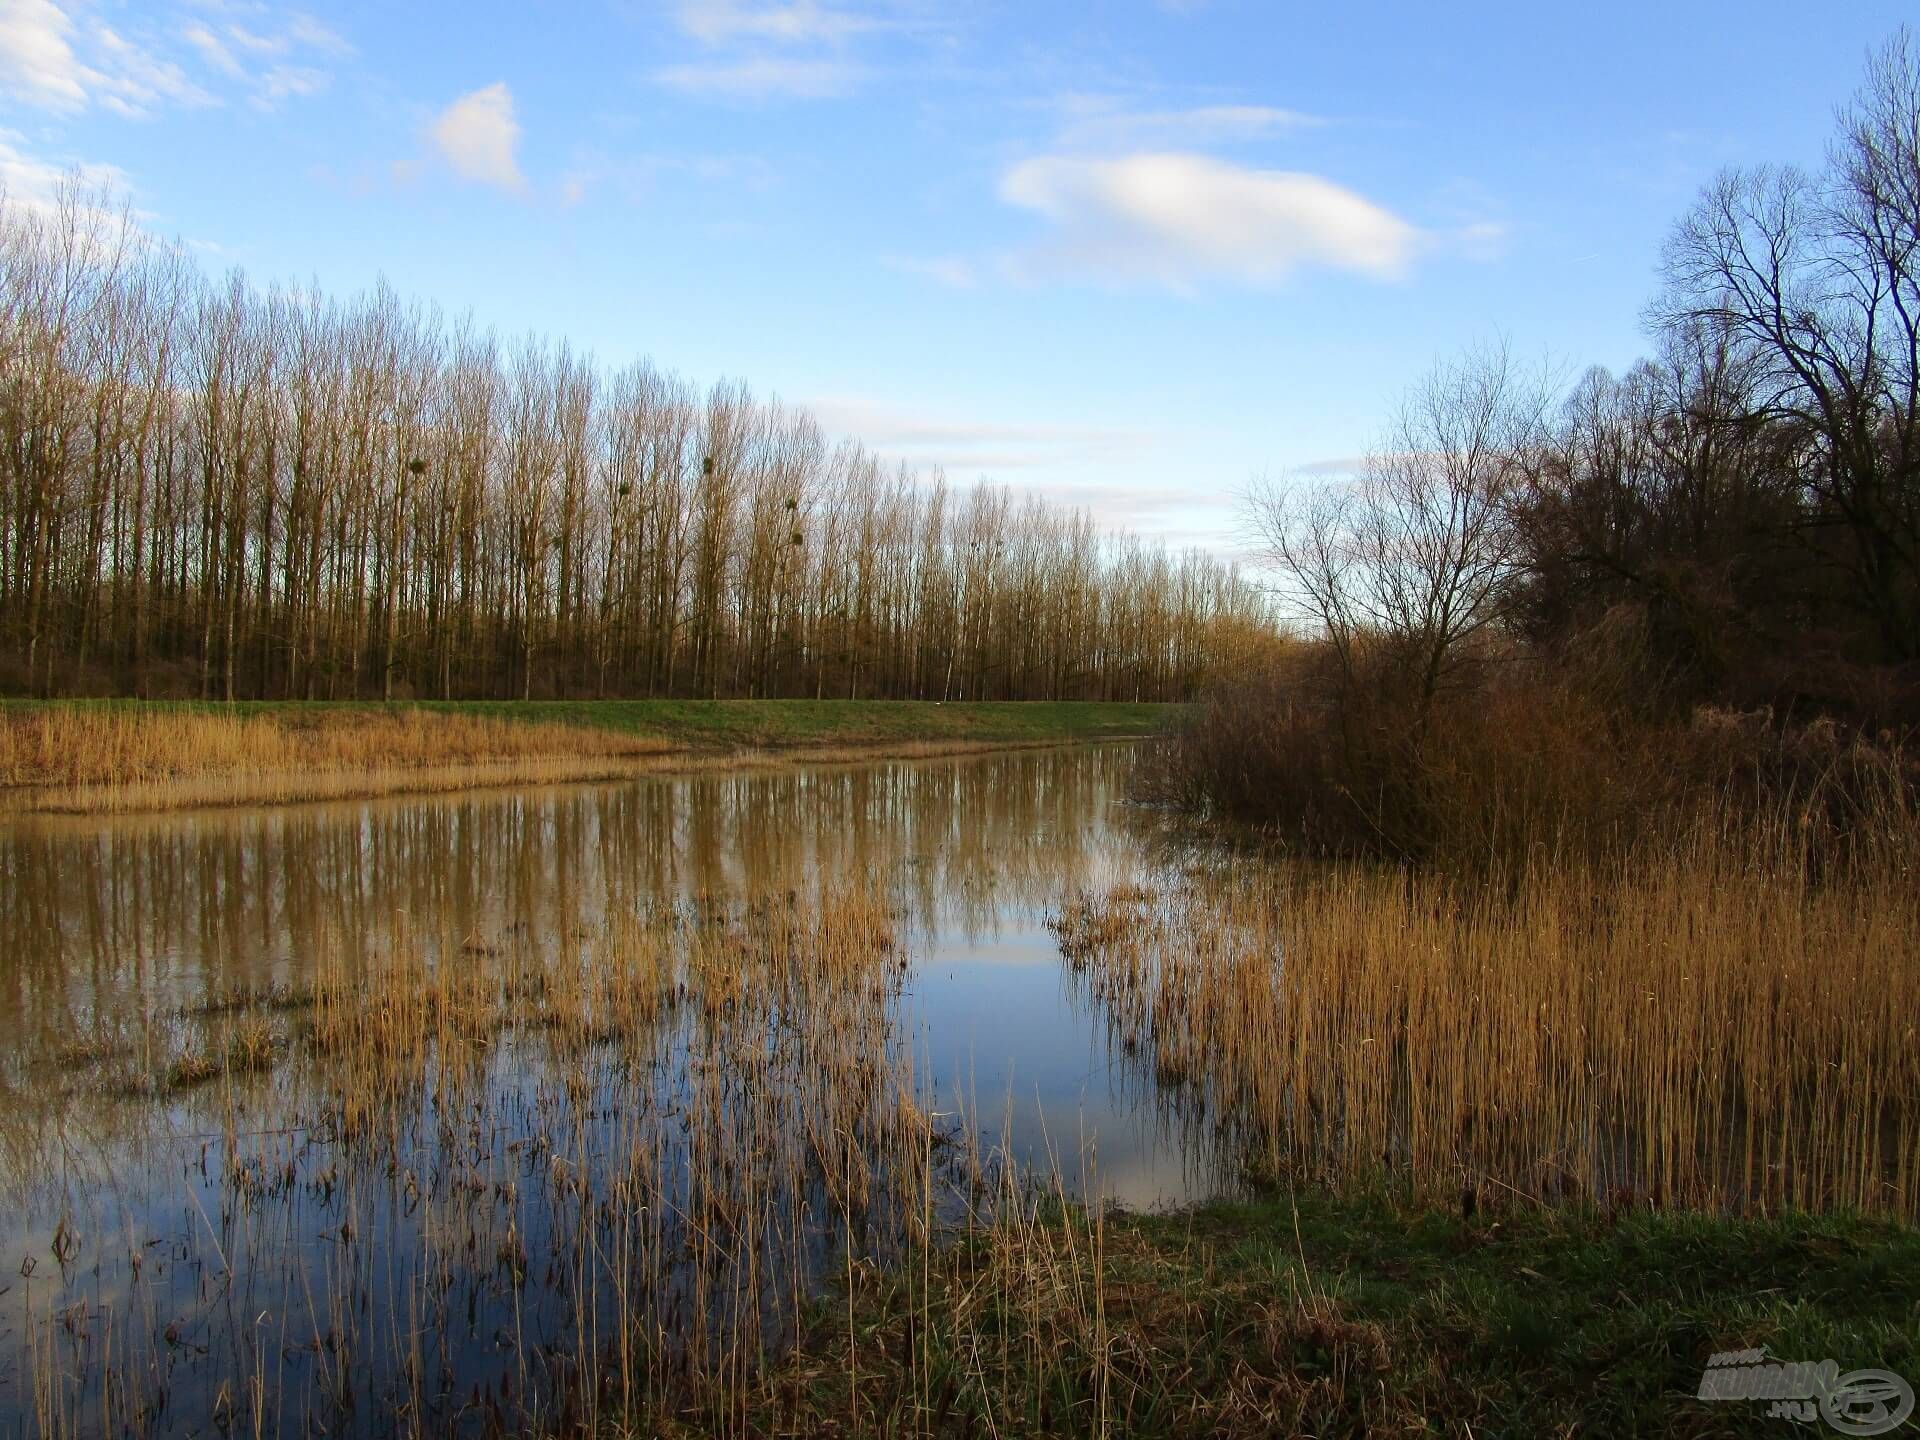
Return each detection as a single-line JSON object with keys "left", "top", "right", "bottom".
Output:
{"left": 11, "top": 887, "right": 942, "bottom": 1435}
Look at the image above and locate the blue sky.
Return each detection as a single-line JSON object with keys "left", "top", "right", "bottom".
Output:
{"left": 1, "top": 0, "right": 1910, "bottom": 551}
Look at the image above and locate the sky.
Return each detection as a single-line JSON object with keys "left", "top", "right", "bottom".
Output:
{"left": 1, "top": 0, "right": 1912, "bottom": 555}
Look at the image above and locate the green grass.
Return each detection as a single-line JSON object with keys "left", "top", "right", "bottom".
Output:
{"left": 737, "top": 1188, "right": 1920, "bottom": 1438}
{"left": 0, "top": 697, "right": 1174, "bottom": 750}
{"left": 1131, "top": 1191, "right": 1920, "bottom": 1436}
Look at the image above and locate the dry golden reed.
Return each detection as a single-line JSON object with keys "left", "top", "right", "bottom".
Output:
{"left": 7, "top": 887, "right": 972, "bottom": 1438}
{"left": 1055, "top": 818, "right": 1920, "bottom": 1218}
{"left": 0, "top": 706, "right": 667, "bottom": 804}
{"left": 0, "top": 706, "right": 1080, "bottom": 815}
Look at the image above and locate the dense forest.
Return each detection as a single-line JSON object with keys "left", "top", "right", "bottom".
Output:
{"left": 1179, "top": 32, "right": 1920, "bottom": 860}
{"left": 0, "top": 195, "right": 1270, "bottom": 703}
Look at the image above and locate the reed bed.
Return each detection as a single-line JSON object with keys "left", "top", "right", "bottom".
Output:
{"left": 4, "top": 739, "right": 1915, "bottom": 1437}
{"left": 4, "top": 887, "right": 990, "bottom": 1438}
{"left": 1052, "top": 813, "right": 1920, "bottom": 1219}
{"left": 0, "top": 706, "right": 1077, "bottom": 815}
{"left": 0, "top": 707, "right": 665, "bottom": 801}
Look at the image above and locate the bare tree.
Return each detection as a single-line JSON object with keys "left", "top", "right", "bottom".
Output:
{"left": 1246, "top": 340, "right": 1550, "bottom": 722}
{"left": 0, "top": 181, "right": 1268, "bottom": 703}
{"left": 1656, "top": 28, "right": 1920, "bottom": 660}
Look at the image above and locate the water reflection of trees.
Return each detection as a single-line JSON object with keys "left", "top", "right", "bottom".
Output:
{"left": 0, "top": 747, "right": 1142, "bottom": 1116}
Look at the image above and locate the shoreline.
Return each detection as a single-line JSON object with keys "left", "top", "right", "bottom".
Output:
{"left": 0, "top": 699, "right": 1166, "bottom": 817}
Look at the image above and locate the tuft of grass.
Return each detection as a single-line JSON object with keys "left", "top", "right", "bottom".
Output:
{"left": 740, "top": 1187, "right": 1920, "bottom": 1438}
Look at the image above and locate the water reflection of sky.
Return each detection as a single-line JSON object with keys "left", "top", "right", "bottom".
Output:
{"left": 910, "top": 918, "right": 1225, "bottom": 1210}
{"left": 0, "top": 745, "right": 1233, "bottom": 1436}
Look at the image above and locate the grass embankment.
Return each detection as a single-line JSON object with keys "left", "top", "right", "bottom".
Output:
{"left": 746, "top": 1188, "right": 1919, "bottom": 1438}
{"left": 0, "top": 698, "right": 1166, "bottom": 814}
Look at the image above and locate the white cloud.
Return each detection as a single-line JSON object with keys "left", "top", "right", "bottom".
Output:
{"left": 654, "top": 56, "right": 860, "bottom": 99}
{"left": 999, "top": 151, "right": 1421, "bottom": 290}
{"left": 0, "top": 0, "right": 212, "bottom": 115}
{"left": 0, "top": 0, "right": 337, "bottom": 116}
{"left": 255, "top": 62, "right": 324, "bottom": 102}
{"left": 181, "top": 20, "right": 241, "bottom": 76}
{"left": 1454, "top": 218, "right": 1509, "bottom": 261}
{"left": 180, "top": 11, "right": 344, "bottom": 109}
{"left": 1053, "top": 97, "right": 1323, "bottom": 152}
{"left": 0, "top": 127, "right": 125, "bottom": 207}
{"left": 657, "top": 0, "right": 913, "bottom": 101}
{"left": 429, "top": 82, "right": 525, "bottom": 193}
{"left": 284, "top": 13, "right": 351, "bottom": 56}
{"left": 674, "top": 0, "right": 874, "bottom": 46}
{"left": 1290, "top": 454, "right": 1370, "bottom": 478}
{"left": 90, "top": 22, "right": 212, "bottom": 113}
{"left": 810, "top": 395, "right": 1242, "bottom": 553}
{"left": 0, "top": 0, "right": 89, "bottom": 109}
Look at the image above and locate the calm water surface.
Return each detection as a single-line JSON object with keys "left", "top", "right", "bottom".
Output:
{"left": 0, "top": 745, "right": 1232, "bottom": 1437}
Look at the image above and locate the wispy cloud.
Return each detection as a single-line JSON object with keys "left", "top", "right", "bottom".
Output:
{"left": 999, "top": 151, "right": 1421, "bottom": 291}
{"left": 0, "top": 125, "right": 125, "bottom": 206}
{"left": 180, "top": 20, "right": 241, "bottom": 76}
{"left": 429, "top": 82, "right": 526, "bottom": 193}
{"left": 0, "top": 0, "right": 344, "bottom": 117}
{"left": 672, "top": 0, "right": 876, "bottom": 46}
{"left": 810, "top": 396, "right": 1157, "bottom": 475}
{"left": 1051, "top": 95, "right": 1323, "bottom": 152}
{"left": 1289, "top": 453, "right": 1371, "bottom": 477}
{"left": 0, "top": 0, "right": 104, "bottom": 112}
{"left": 0, "top": 0, "right": 214, "bottom": 116}
{"left": 179, "top": 10, "right": 345, "bottom": 108}
{"left": 556, "top": 148, "right": 777, "bottom": 207}
{"left": 654, "top": 0, "right": 916, "bottom": 102}
{"left": 654, "top": 55, "right": 861, "bottom": 99}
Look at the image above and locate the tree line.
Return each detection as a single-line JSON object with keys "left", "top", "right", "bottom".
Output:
{"left": 0, "top": 192, "right": 1270, "bottom": 703}
{"left": 1192, "top": 30, "right": 1920, "bottom": 857}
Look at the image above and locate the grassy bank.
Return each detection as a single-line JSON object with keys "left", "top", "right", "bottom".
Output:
{"left": 0, "top": 699, "right": 1168, "bottom": 814}
{"left": 742, "top": 1188, "right": 1919, "bottom": 1438}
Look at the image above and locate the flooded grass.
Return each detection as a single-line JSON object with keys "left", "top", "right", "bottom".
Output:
{"left": 9, "top": 890, "right": 962, "bottom": 1437}
{"left": 1, "top": 747, "right": 1915, "bottom": 1437}
{"left": 1052, "top": 819, "right": 1920, "bottom": 1219}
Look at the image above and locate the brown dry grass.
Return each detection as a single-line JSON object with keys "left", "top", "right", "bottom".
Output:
{"left": 1053, "top": 809, "right": 1920, "bottom": 1219}
{"left": 0, "top": 707, "right": 1069, "bottom": 815}
{"left": 2, "top": 706, "right": 661, "bottom": 783}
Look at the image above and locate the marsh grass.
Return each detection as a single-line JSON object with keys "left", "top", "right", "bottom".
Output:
{"left": 5, "top": 739, "right": 1917, "bottom": 1438}
{"left": 1051, "top": 806, "right": 1920, "bottom": 1219}
{"left": 0, "top": 706, "right": 675, "bottom": 815}
{"left": 0, "top": 702, "right": 1158, "bottom": 815}
{"left": 7, "top": 886, "right": 981, "bottom": 1438}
